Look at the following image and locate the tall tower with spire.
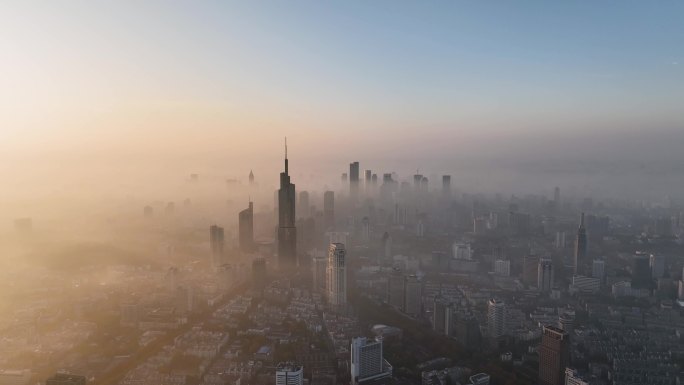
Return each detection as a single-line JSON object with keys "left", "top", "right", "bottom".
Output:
{"left": 249, "top": 170, "right": 254, "bottom": 185}
{"left": 278, "top": 138, "right": 297, "bottom": 269}
{"left": 574, "top": 212, "right": 588, "bottom": 275}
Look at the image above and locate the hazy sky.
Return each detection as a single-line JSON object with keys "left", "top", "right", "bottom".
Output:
{"left": 2, "top": 1, "right": 684, "bottom": 197}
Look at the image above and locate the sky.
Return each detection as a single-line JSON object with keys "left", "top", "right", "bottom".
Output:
{"left": 1, "top": 1, "right": 684, "bottom": 199}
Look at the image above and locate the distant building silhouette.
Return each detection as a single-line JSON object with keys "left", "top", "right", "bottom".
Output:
{"left": 574, "top": 213, "right": 588, "bottom": 275}
{"left": 323, "top": 191, "right": 335, "bottom": 230}
{"left": 538, "top": 258, "right": 554, "bottom": 292}
{"left": 349, "top": 162, "right": 360, "bottom": 202}
{"left": 298, "top": 191, "right": 310, "bottom": 218}
{"left": 209, "top": 225, "right": 225, "bottom": 268}
{"left": 278, "top": 138, "right": 297, "bottom": 270}
{"left": 239, "top": 201, "right": 254, "bottom": 252}
{"left": 487, "top": 299, "right": 506, "bottom": 338}
{"left": 442, "top": 175, "right": 451, "bottom": 197}
{"left": 249, "top": 170, "right": 255, "bottom": 184}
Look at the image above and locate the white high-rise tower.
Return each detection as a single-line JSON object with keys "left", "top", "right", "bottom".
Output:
{"left": 326, "top": 243, "right": 347, "bottom": 308}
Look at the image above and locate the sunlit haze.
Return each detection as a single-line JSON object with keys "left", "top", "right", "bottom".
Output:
{"left": 2, "top": 3, "right": 684, "bottom": 385}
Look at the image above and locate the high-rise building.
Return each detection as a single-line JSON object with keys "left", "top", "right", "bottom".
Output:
{"left": 564, "top": 368, "right": 591, "bottom": 385}
{"left": 591, "top": 259, "right": 605, "bottom": 283}
{"left": 387, "top": 269, "right": 404, "bottom": 309}
{"left": 252, "top": 257, "right": 267, "bottom": 292}
{"left": 404, "top": 275, "right": 422, "bottom": 316}
{"left": 312, "top": 255, "right": 327, "bottom": 293}
{"left": 432, "top": 297, "right": 448, "bottom": 334}
{"left": 326, "top": 243, "right": 347, "bottom": 308}
{"left": 209, "top": 225, "right": 224, "bottom": 268}
{"left": 278, "top": 139, "right": 297, "bottom": 270}
{"left": 487, "top": 299, "right": 506, "bottom": 338}
{"left": 538, "top": 258, "right": 554, "bottom": 292}
{"left": 350, "top": 337, "right": 392, "bottom": 384}
{"left": 571, "top": 275, "right": 600, "bottom": 293}
{"left": 248, "top": 170, "right": 255, "bottom": 184}
{"left": 382, "top": 232, "right": 392, "bottom": 259}
{"left": 349, "top": 162, "right": 360, "bottom": 201}
{"left": 238, "top": 201, "right": 254, "bottom": 253}
{"left": 632, "top": 253, "right": 651, "bottom": 289}
{"left": 298, "top": 191, "right": 310, "bottom": 219}
{"left": 361, "top": 217, "right": 370, "bottom": 242}
{"left": 555, "top": 231, "right": 566, "bottom": 249}
{"left": 442, "top": 175, "right": 451, "bottom": 197}
{"left": 323, "top": 191, "right": 335, "bottom": 230}
{"left": 558, "top": 311, "right": 575, "bottom": 336}
{"left": 276, "top": 362, "right": 304, "bottom": 385}
{"left": 650, "top": 254, "right": 666, "bottom": 279}
{"left": 365, "top": 169, "right": 372, "bottom": 187}
{"left": 523, "top": 255, "right": 540, "bottom": 287}
{"left": 574, "top": 213, "right": 588, "bottom": 275}
{"left": 46, "top": 374, "right": 86, "bottom": 385}
{"left": 494, "top": 259, "right": 510, "bottom": 277}
{"left": 553, "top": 186, "right": 560, "bottom": 209}
{"left": 538, "top": 325, "right": 570, "bottom": 385}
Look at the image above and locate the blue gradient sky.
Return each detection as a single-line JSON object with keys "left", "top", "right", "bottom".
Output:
{"left": 1, "top": 1, "right": 683, "bottom": 169}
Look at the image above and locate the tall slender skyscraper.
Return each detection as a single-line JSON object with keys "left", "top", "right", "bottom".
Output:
{"left": 209, "top": 225, "right": 224, "bottom": 268}
{"left": 239, "top": 200, "right": 254, "bottom": 252}
{"left": 278, "top": 138, "right": 297, "bottom": 270}
{"left": 249, "top": 170, "right": 255, "bottom": 185}
{"left": 323, "top": 191, "right": 335, "bottom": 230}
{"left": 349, "top": 162, "right": 360, "bottom": 202}
{"left": 538, "top": 325, "right": 570, "bottom": 385}
{"left": 326, "top": 243, "right": 347, "bottom": 308}
{"left": 574, "top": 213, "right": 588, "bottom": 275}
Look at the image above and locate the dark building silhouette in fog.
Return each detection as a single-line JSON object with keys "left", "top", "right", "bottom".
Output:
{"left": 442, "top": 175, "right": 451, "bottom": 197}
{"left": 46, "top": 374, "right": 86, "bottom": 385}
{"left": 249, "top": 170, "right": 255, "bottom": 184}
{"left": 632, "top": 253, "right": 652, "bottom": 289}
{"left": 252, "top": 257, "right": 267, "bottom": 292}
{"left": 349, "top": 161, "right": 360, "bottom": 201}
{"left": 298, "top": 191, "right": 310, "bottom": 218}
{"left": 574, "top": 212, "right": 588, "bottom": 275}
{"left": 210, "top": 225, "right": 225, "bottom": 268}
{"left": 239, "top": 200, "right": 254, "bottom": 252}
{"left": 278, "top": 139, "right": 297, "bottom": 269}
{"left": 323, "top": 191, "right": 335, "bottom": 230}
{"left": 538, "top": 325, "right": 570, "bottom": 385}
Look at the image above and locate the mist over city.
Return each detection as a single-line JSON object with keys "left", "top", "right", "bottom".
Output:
{"left": 2, "top": 2, "right": 684, "bottom": 385}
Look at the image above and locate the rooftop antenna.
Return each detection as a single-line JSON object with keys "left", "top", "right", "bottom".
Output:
{"left": 284, "top": 137, "right": 289, "bottom": 174}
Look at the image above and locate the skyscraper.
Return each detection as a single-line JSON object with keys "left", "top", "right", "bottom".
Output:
{"left": 312, "top": 255, "right": 327, "bottom": 293}
{"left": 538, "top": 258, "right": 554, "bottom": 292}
{"left": 276, "top": 363, "right": 304, "bottom": 385}
{"left": 632, "top": 253, "right": 651, "bottom": 289}
{"left": 404, "top": 275, "right": 422, "bottom": 316}
{"left": 442, "top": 175, "right": 451, "bottom": 197}
{"left": 350, "top": 337, "right": 392, "bottom": 384}
{"left": 278, "top": 139, "right": 297, "bottom": 270}
{"left": 487, "top": 299, "right": 506, "bottom": 338}
{"left": 349, "top": 162, "right": 360, "bottom": 202}
{"left": 553, "top": 186, "right": 560, "bottom": 209}
{"left": 298, "top": 191, "right": 309, "bottom": 219}
{"left": 323, "top": 191, "right": 335, "bottom": 230}
{"left": 252, "top": 257, "right": 267, "bottom": 292}
{"left": 538, "top": 325, "right": 570, "bottom": 385}
{"left": 248, "top": 169, "right": 255, "bottom": 185}
{"left": 209, "top": 225, "right": 224, "bottom": 268}
{"left": 574, "top": 213, "right": 588, "bottom": 275}
{"left": 326, "top": 243, "right": 347, "bottom": 308}
{"left": 238, "top": 201, "right": 254, "bottom": 253}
